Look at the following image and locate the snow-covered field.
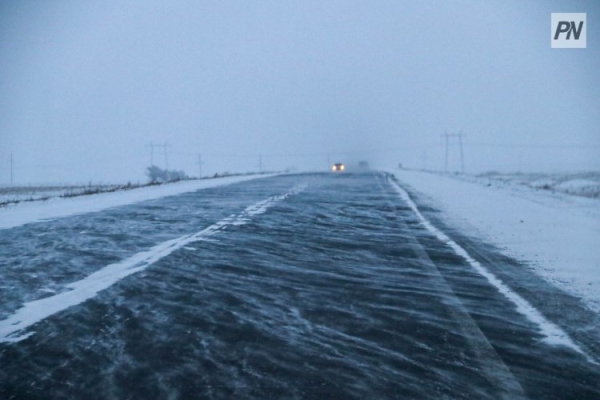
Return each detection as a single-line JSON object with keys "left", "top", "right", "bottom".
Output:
{"left": 471, "top": 171, "right": 600, "bottom": 199}
{"left": 0, "top": 185, "right": 99, "bottom": 204}
{"left": 0, "top": 174, "right": 279, "bottom": 230}
{"left": 389, "top": 169, "right": 600, "bottom": 314}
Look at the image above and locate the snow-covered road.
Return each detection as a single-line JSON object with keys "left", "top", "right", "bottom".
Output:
{"left": 1, "top": 172, "right": 598, "bottom": 399}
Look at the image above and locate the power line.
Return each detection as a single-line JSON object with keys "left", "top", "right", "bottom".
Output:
{"left": 170, "top": 144, "right": 443, "bottom": 159}
{"left": 464, "top": 143, "right": 600, "bottom": 149}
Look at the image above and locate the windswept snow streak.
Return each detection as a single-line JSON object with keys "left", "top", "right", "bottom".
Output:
{"left": 387, "top": 174, "right": 596, "bottom": 364}
{"left": 0, "top": 184, "right": 306, "bottom": 343}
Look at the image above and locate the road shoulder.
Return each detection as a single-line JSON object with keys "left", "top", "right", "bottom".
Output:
{"left": 386, "top": 169, "right": 600, "bottom": 315}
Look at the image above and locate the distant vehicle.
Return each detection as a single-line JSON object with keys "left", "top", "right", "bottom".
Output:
{"left": 332, "top": 163, "right": 345, "bottom": 172}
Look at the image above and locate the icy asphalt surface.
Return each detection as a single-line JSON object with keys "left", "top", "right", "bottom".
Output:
{"left": 1, "top": 172, "right": 599, "bottom": 399}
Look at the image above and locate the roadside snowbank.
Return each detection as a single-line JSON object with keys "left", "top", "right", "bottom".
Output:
{"left": 0, "top": 174, "right": 278, "bottom": 230}
{"left": 388, "top": 169, "right": 600, "bottom": 313}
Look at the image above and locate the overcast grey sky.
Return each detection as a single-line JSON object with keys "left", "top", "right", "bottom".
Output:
{"left": 1, "top": 0, "right": 599, "bottom": 184}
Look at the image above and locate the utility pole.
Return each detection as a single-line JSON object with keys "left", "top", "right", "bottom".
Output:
{"left": 163, "top": 142, "right": 169, "bottom": 170}
{"left": 148, "top": 142, "right": 170, "bottom": 170}
{"left": 197, "top": 154, "right": 203, "bottom": 178}
{"left": 458, "top": 131, "right": 465, "bottom": 173}
{"left": 147, "top": 143, "right": 155, "bottom": 166}
{"left": 443, "top": 131, "right": 449, "bottom": 172}
{"left": 258, "top": 154, "right": 263, "bottom": 173}
{"left": 148, "top": 142, "right": 170, "bottom": 171}
{"left": 327, "top": 153, "right": 330, "bottom": 170}
{"left": 10, "top": 153, "right": 13, "bottom": 186}
{"left": 441, "top": 131, "right": 466, "bottom": 173}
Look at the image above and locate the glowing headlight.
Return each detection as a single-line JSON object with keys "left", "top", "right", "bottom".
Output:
{"left": 340, "top": 165, "right": 345, "bottom": 170}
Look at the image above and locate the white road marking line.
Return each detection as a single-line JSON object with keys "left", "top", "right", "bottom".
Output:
{"left": 376, "top": 177, "right": 527, "bottom": 399}
{"left": 386, "top": 174, "right": 596, "bottom": 365}
{"left": 0, "top": 184, "right": 306, "bottom": 344}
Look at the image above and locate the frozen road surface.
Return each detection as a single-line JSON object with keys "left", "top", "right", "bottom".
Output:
{"left": 1, "top": 173, "right": 599, "bottom": 399}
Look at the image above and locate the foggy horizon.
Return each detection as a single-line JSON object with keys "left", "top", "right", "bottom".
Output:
{"left": 1, "top": 0, "right": 599, "bottom": 185}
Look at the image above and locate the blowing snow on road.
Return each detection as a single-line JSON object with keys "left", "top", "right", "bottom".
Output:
{"left": 1, "top": 173, "right": 599, "bottom": 399}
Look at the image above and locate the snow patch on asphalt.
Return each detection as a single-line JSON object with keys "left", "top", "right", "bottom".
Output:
{"left": 0, "top": 184, "right": 305, "bottom": 343}
{"left": 387, "top": 175, "right": 595, "bottom": 364}
{"left": 0, "top": 174, "right": 279, "bottom": 231}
